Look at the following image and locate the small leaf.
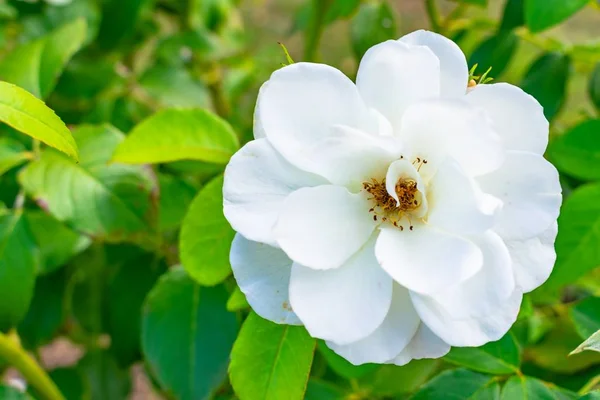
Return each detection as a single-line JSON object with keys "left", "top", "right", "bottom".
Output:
{"left": 501, "top": 375, "right": 577, "bottom": 399}
{"left": 411, "top": 368, "right": 499, "bottom": 399}
{"left": 350, "top": 1, "right": 397, "bottom": 60}
{"left": 0, "top": 81, "right": 79, "bottom": 161}
{"left": 229, "top": 312, "right": 316, "bottom": 400}
{"left": 572, "top": 330, "right": 600, "bottom": 355}
{"left": 545, "top": 183, "right": 600, "bottom": 289}
{"left": 226, "top": 286, "right": 249, "bottom": 312}
{"left": 19, "top": 124, "right": 155, "bottom": 243}
{"left": 444, "top": 332, "right": 521, "bottom": 375}
{"left": 521, "top": 52, "right": 570, "bottom": 121}
{"left": 139, "top": 65, "right": 211, "bottom": 109}
{"left": 142, "top": 268, "right": 238, "bottom": 400}
{"left": 571, "top": 297, "right": 600, "bottom": 339}
{"left": 549, "top": 120, "right": 600, "bottom": 181}
{"left": 469, "top": 32, "right": 519, "bottom": 78}
{"left": 112, "top": 108, "right": 239, "bottom": 165}
{"left": 180, "top": 175, "right": 233, "bottom": 286}
{"left": 0, "top": 18, "right": 87, "bottom": 98}
{"left": 590, "top": 62, "right": 600, "bottom": 111}
{"left": 525, "top": 0, "right": 589, "bottom": 33}
{"left": 0, "top": 212, "right": 38, "bottom": 331}
{"left": 0, "top": 138, "right": 31, "bottom": 176}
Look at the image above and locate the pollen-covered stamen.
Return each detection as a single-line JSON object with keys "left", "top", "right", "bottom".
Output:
{"left": 395, "top": 178, "right": 419, "bottom": 212}
{"left": 363, "top": 179, "right": 397, "bottom": 212}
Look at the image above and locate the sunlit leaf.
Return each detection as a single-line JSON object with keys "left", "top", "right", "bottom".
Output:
{"left": 229, "top": 312, "right": 316, "bottom": 400}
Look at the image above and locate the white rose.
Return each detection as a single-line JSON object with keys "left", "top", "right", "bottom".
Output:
{"left": 223, "top": 30, "right": 562, "bottom": 365}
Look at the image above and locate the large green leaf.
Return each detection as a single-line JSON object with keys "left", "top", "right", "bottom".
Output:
{"left": 350, "top": 1, "right": 397, "bottom": 60}
{"left": 356, "top": 360, "right": 439, "bottom": 397}
{"left": 525, "top": 0, "right": 589, "bottom": 32}
{"left": 25, "top": 211, "right": 91, "bottom": 274}
{"left": 229, "top": 312, "right": 316, "bottom": 400}
{"left": 180, "top": 175, "right": 233, "bottom": 286}
{"left": 444, "top": 333, "right": 521, "bottom": 375}
{"left": 0, "top": 81, "right": 78, "bottom": 161}
{"left": 521, "top": 53, "right": 570, "bottom": 121}
{"left": 571, "top": 297, "right": 600, "bottom": 339}
{"left": 0, "top": 18, "right": 87, "bottom": 98}
{"left": 0, "top": 138, "right": 32, "bottom": 176}
{"left": 111, "top": 108, "right": 239, "bottom": 165}
{"left": 142, "top": 267, "right": 238, "bottom": 400}
{"left": 546, "top": 183, "right": 600, "bottom": 289}
{"left": 19, "top": 124, "right": 156, "bottom": 243}
{"left": 501, "top": 375, "right": 577, "bottom": 399}
{"left": 549, "top": 120, "right": 600, "bottom": 181}
{"left": 591, "top": 63, "right": 600, "bottom": 111}
{"left": 411, "top": 368, "right": 500, "bottom": 399}
{"left": 107, "top": 253, "right": 166, "bottom": 367}
{"left": 0, "top": 211, "right": 38, "bottom": 332}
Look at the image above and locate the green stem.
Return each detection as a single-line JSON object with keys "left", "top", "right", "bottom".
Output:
{"left": 579, "top": 375, "right": 600, "bottom": 395}
{"left": 0, "top": 332, "right": 65, "bottom": 400}
{"left": 304, "top": 0, "right": 332, "bottom": 62}
{"left": 425, "top": 0, "right": 442, "bottom": 33}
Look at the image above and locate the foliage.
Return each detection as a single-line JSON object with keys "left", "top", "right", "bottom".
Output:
{"left": 0, "top": 0, "right": 598, "bottom": 399}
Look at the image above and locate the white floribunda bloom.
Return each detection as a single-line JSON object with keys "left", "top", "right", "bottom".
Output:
{"left": 223, "top": 30, "right": 562, "bottom": 365}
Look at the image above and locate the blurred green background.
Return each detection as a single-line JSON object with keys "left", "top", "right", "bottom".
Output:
{"left": 0, "top": 0, "right": 599, "bottom": 399}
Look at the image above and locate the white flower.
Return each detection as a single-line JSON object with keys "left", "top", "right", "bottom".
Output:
{"left": 223, "top": 30, "right": 562, "bottom": 365}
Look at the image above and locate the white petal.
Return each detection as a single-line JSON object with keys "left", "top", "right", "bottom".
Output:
{"left": 274, "top": 185, "right": 376, "bottom": 270}
{"left": 411, "top": 289, "right": 522, "bottom": 347}
{"left": 399, "top": 30, "right": 468, "bottom": 98}
{"left": 398, "top": 99, "right": 504, "bottom": 177}
{"left": 505, "top": 222, "right": 558, "bottom": 293}
{"left": 300, "top": 124, "right": 402, "bottom": 191}
{"left": 223, "top": 139, "right": 326, "bottom": 246}
{"left": 326, "top": 284, "right": 420, "bottom": 365}
{"left": 253, "top": 81, "right": 267, "bottom": 139}
{"left": 427, "top": 231, "right": 514, "bottom": 319}
{"left": 258, "top": 62, "right": 379, "bottom": 172}
{"left": 390, "top": 323, "right": 450, "bottom": 366}
{"left": 356, "top": 40, "right": 440, "bottom": 133}
{"left": 385, "top": 159, "right": 428, "bottom": 218}
{"left": 375, "top": 224, "right": 482, "bottom": 295}
{"left": 465, "top": 83, "right": 549, "bottom": 154}
{"left": 289, "top": 236, "right": 393, "bottom": 345}
{"left": 427, "top": 158, "right": 502, "bottom": 235}
{"left": 230, "top": 234, "right": 300, "bottom": 325}
{"left": 478, "top": 151, "right": 562, "bottom": 240}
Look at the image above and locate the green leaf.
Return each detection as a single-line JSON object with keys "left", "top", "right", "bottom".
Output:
{"left": 549, "top": 120, "right": 600, "bottom": 181}
{"left": 0, "top": 138, "right": 32, "bottom": 176}
{"left": 501, "top": 376, "right": 576, "bottom": 399}
{"left": 572, "top": 330, "right": 600, "bottom": 355}
{"left": 580, "top": 391, "right": 600, "bottom": 400}
{"left": 317, "top": 341, "right": 378, "bottom": 379}
{"left": 0, "top": 212, "right": 38, "bottom": 331}
{"left": 545, "top": 183, "right": 600, "bottom": 289}
{"left": 444, "top": 332, "right": 521, "bottom": 375}
{"left": 17, "top": 269, "right": 66, "bottom": 349}
{"left": 226, "top": 286, "right": 249, "bottom": 312}
{"left": 350, "top": 1, "right": 397, "bottom": 60}
{"left": 469, "top": 32, "right": 519, "bottom": 78}
{"left": 521, "top": 53, "right": 570, "bottom": 121}
{"left": 180, "top": 175, "right": 233, "bottom": 286}
{"left": 499, "top": 0, "right": 524, "bottom": 31}
{"left": 229, "top": 312, "right": 316, "bottom": 400}
{"left": 50, "top": 368, "right": 85, "bottom": 400}
{"left": 590, "top": 63, "right": 600, "bottom": 112}
{"left": 411, "top": 368, "right": 500, "bottom": 399}
{"left": 571, "top": 297, "right": 600, "bottom": 339}
{"left": 0, "top": 385, "right": 33, "bottom": 400}
{"left": 106, "top": 254, "right": 166, "bottom": 367}
{"left": 357, "top": 360, "right": 439, "bottom": 397}
{"left": 142, "top": 267, "right": 238, "bottom": 400}
{"left": 139, "top": 65, "right": 211, "bottom": 109}
{"left": 25, "top": 211, "right": 91, "bottom": 274}
{"left": 77, "top": 351, "right": 131, "bottom": 400}
{"left": 0, "top": 18, "right": 87, "bottom": 98}
{"left": 525, "top": 0, "right": 589, "bottom": 32}
{"left": 0, "top": 81, "right": 78, "bottom": 161}
{"left": 158, "top": 173, "right": 197, "bottom": 233}
{"left": 19, "top": 124, "right": 156, "bottom": 243}
{"left": 304, "top": 380, "right": 346, "bottom": 400}
{"left": 111, "top": 108, "right": 239, "bottom": 165}
{"left": 97, "top": 0, "right": 150, "bottom": 49}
